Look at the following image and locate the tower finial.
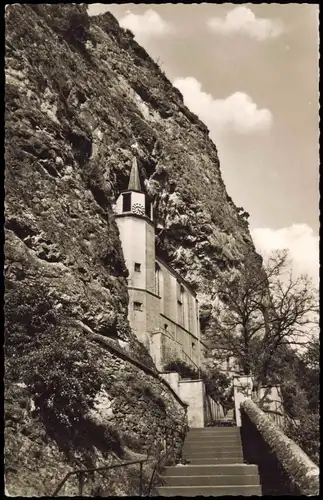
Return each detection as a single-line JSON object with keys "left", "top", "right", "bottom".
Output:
{"left": 128, "top": 143, "right": 142, "bottom": 191}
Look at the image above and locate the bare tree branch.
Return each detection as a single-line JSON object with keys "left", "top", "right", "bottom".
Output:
{"left": 208, "top": 249, "right": 319, "bottom": 388}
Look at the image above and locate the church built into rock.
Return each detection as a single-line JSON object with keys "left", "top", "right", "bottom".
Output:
{"left": 115, "top": 157, "right": 207, "bottom": 371}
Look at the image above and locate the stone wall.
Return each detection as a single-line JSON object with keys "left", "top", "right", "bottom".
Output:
{"left": 160, "top": 372, "right": 205, "bottom": 428}
{"left": 92, "top": 348, "right": 187, "bottom": 458}
{"left": 240, "top": 399, "right": 319, "bottom": 496}
{"left": 5, "top": 334, "right": 188, "bottom": 496}
{"left": 178, "top": 379, "right": 205, "bottom": 428}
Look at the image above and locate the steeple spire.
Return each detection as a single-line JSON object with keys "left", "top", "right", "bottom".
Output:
{"left": 128, "top": 156, "right": 142, "bottom": 191}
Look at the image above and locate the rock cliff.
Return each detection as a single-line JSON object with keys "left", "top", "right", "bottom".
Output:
{"left": 5, "top": 4, "right": 263, "bottom": 495}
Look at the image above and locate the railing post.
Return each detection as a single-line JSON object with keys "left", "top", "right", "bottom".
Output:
{"left": 78, "top": 472, "right": 84, "bottom": 496}
{"left": 139, "top": 462, "right": 143, "bottom": 496}
{"left": 171, "top": 435, "right": 174, "bottom": 465}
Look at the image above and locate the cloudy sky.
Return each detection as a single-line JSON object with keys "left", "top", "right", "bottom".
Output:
{"left": 88, "top": 3, "right": 319, "bottom": 286}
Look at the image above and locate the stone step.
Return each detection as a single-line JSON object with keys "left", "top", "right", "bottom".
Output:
{"left": 187, "top": 429, "right": 240, "bottom": 436}
{"left": 184, "top": 439, "right": 241, "bottom": 448}
{"left": 182, "top": 449, "right": 243, "bottom": 460}
{"left": 163, "top": 474, "right": 260, "bottom": 487}
{"left": 186, "top": 430, "right": 240, "bottom": 436}
{"left": 210, "top": 418, "right": 235, "bottom": 422}
{"left": 188, "top": 436, "right": 240, "bottom": 443}
{"left": 222, "top": 420, "right": 235, "bottom": 425}
{"left": 184, "top": 434, "right": 241, "bottom": 443}
{"left": 163, "top": 464, "right": 258, "bottom": 477}
{"left": 189, "top": 425, "right": 238, "bottom": 431}
{"left": 188, "top": 457, "right": 244, "bottom": 465}
{"left": 157, "top": 485, "right": 262, "bottom": 496}
{"left": 182, "top": 447, "right": 242, "bottom": 456}
{"left": 183, "top": 441, "right": 241, "bottom": 450}
{"left": 186, "top": 435, "right": 240, "bottom": 442}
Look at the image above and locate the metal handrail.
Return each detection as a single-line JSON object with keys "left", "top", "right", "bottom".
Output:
{"left": 52, "top": 409, "right": 188, "bottom": 498}
{"left": 51, "top": 458, "right": 147, "bottom": 497}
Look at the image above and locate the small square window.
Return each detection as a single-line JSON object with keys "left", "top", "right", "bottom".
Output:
{"left": 134, "top": 263, "right": 141, "bottom": 272}
{"left": 134, "top": 301, "right": 142, "bottom": 311}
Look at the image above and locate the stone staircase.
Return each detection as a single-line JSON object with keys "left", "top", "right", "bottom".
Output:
{"left": 157, "top": 427, "right": 262, "bottom": 496}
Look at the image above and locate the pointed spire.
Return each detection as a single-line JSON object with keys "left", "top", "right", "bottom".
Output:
{"left": 128, "top": 156, "right": 142, "bottom": 191}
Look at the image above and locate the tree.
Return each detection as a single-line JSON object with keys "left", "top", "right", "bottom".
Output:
{"left": 209, "top": 249, "right": 319, "bottom": 390}
{"left": 256, "top": 252, "right": 318, "bottom": 388}
{"left": 303, "top": 335, "right": 320, "bottom": 372}
{"left": 278, "top": 338, "right": 320, "bottom": 465}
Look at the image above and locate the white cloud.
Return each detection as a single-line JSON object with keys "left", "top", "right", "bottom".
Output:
{"left": 173, "top": 77, "right": 272, "bottom": 134}
{"left": 87, "top": 4, "right": 111, "bottom": 17}
{"left": 119, "top": 9, "right": 173, "bottom": 39}
{"left": 251, "top": 224, "right": 319, "bottom": 286}
{"left": 207, "top": 6, "right": 284, "bottom": 41}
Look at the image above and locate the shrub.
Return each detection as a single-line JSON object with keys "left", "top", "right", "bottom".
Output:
{"left": 5, "top": 279, "right": 103, "bottom": 454}
{"left": 133, "top": 381, "right": 166, "bottom": 412}
{"left": 285, "top": 412, "right": 320, "bottom": 466}
{"left": 33, "top": 5, "right": 91, "bottom": 52}
{"left": 164, "top": 360, "right": 198, "bottom": 380}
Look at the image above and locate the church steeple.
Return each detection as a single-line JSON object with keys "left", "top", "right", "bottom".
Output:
{"left": 128, "top": 157, "right": 142, "bottom": 192}
{"left": 114, "top": 148, "right": 153, "bottom": 221}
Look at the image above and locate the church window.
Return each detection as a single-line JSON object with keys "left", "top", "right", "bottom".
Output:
{"left": 155, "top": 263, "right": 160, "bottom": 296}
{"left": 177, "top": 282, "right": 185, "bottom": 326}
{"left": 133, "top": 301, "right": 143, "bottom": 311}
{"left": 122, "top": 193, "right": 131, "bottom": 212}
{"left": 134, "top": 263, "right": 141, "bottom": 272}
{"left": 176, "top": 281, "right": 182, "bottom": 304}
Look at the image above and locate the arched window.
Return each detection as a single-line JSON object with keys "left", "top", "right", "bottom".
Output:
{"left": 155, "top": 263, "right": 161, "bottom": 296}
{"left": 177, "top": 281, "right": 185, "bottom": 326}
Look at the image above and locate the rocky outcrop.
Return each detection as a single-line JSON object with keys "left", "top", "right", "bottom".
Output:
{"left": 5, "top": 4, "right": 263, "bottom": 495}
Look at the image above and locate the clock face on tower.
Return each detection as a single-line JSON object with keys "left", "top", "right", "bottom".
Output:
{"left": 132, "top": 202, "right": 145, "bottom": 216}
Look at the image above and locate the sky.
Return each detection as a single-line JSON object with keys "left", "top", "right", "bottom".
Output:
{"left": 87, "top": 3, "right": 319, "bottom": 286}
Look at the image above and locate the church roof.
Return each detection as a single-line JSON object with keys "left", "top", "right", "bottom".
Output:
{"left": 128, "top": 157, "right": 142, "bottom": 191}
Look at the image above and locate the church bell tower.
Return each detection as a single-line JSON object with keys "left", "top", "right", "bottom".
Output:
{"left": 115, "top": 154, "right": 156, "bottom": 297}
